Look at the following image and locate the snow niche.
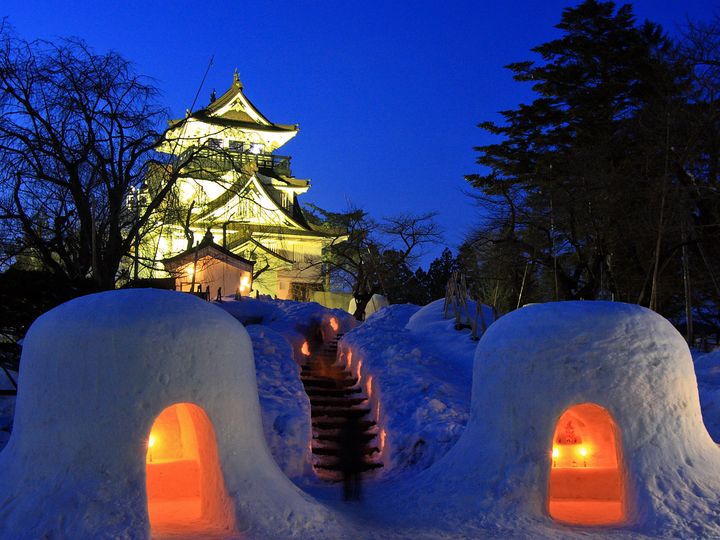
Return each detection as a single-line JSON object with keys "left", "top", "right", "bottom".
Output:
{"left": 0, "top": 289, "right": 333, "bottom": 540}
{"left": 381, "top": 301, "right": 720, "bottom": 538}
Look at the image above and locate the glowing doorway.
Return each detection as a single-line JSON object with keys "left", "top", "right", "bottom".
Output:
{"left": 146, "top": 403, "right": 235, "bottom": 535}
{"left": 548, "top": 403, "right": 626, "bottom": 525}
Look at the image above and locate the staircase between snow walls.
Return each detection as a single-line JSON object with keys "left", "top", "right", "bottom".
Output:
{"left": 300, "top": 333, "right": 384, "bottom": 481}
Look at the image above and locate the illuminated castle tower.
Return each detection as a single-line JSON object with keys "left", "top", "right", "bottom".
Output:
{"left": 148, "top": 71, "right": 335, "bottom": 300}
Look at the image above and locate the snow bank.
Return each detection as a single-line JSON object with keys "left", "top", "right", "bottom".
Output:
{"left": 215, "top": 296, "right": 284, "bottom": 325}
{"left": 266, "top": 300, "right": 355, "bottom": 362}
{"left": 0, "top": 370, "right": 16, "bottom": 450}
{"left": 216, "top": 297, "right": 355, "bottom": 482}
{"left": 0, "top": 289, "right": 336, "bottom": 540}
{"left": 693, "top": 350, "right": 720, "bottom": 442}
{"left": 247, "top": 325, "right": 312, "bottom": 480}
{"left": 373, "top": 301, "right": 720, "bottom": 539}
{"left": 339, "top": 302, "right": 481, "bottom": 477}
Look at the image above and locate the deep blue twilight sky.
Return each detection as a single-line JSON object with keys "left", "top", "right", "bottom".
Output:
{"left": 3, "top": 1, "right": 718, "bottom": 265}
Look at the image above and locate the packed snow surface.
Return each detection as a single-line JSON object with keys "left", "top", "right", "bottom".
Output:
{"left": 693, "top": 349, "right": 720, "bottom": 442}
{"left": 0, "top": 290, "right": 337, "bottom": 540}
{"left": 1, "top": 294, "right": 719, "bottom": 539}
{"left": 338, "top": 300, "right": 486, "bottom": 476}
{"left": 367, "top": 301, "right": 720, "bottom": 539}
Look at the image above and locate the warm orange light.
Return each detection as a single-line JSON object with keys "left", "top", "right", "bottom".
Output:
{"left": 548, "top": 403, "right": 625, "bottom": 526}
{"left": 146, "top": 403, "right": 235, "bottom": 536}
{"left": 329, "top": 317, "right": 338, "bottom": 331}
{"left": 301, "top": 341, "right": 310, "bottom": 356}
{"left": 379, "top": 428, "right": 387, "bottom": 452}
{"left": 366, "top": 375, "right": 373, "bottom": 400}
{"left": 186, "top": 265, "right": 194, "bottom": 278}
{"left": 239, "top": 275, "right": 250, "bottom": 293}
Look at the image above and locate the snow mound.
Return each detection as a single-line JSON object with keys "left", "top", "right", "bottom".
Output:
{"left": 248, "top": 325, "right": 312, "bottom": 480}
{"left": 267, "top": 299, "right": 356, "bottom": 362}
{"left": 340, "top": 303, "right": 474, "bottom": 477}
{"left": 376, "top": 301, "right": 720, "bottom": 538}
{"left": 0, "top": 370, "right": 16, "bottom": 450}
{"left": 405, "top": 298, "right": 494, "bottom": 334}
{"left": 0, "top": 289, "right": 333, "bottom": 539}
{"left": 215, "top": 296, "right": 283, "bottom": 325}
{"left": 694, "top": 350, "right": 720, "bottom": 442}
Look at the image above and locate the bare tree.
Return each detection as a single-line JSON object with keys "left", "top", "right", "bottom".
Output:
{"left": 0, "top": 28, "right": 202, "bottom": 289}
{"left": 307, "top": 204, "right": 440, "bottom": 320}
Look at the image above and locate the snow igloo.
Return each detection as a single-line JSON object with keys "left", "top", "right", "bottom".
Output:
{"left": 388, "top": 301, "right": 720, "bottom": 538}
{"left": 0, "top": 289, "right": 329, "bottom": 539}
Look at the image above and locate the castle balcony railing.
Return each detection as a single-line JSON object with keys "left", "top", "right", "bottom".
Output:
{"left": 175, "top": 147, "right": 292, "bottom": 176}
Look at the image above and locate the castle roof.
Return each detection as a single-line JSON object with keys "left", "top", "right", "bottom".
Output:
{"left": 168, "top": 71, "right": 298, "bottom": 135}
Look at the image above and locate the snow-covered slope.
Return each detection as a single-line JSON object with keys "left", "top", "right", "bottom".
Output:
{"left": 0, "top": 289, "right": 335, "bottom": 539}
{"left": 694, "top": 350, "right": 720, "bottom": 442}
{"left": 369, "top": 301, "right": 720, "bottom": 539}
{"left": 338, "top": 300, "right": 487, "bottom": 477}
{"left": 1, "top": 293, "right": 719, "bottom": 539}
{"left": 0, "top": 371, "right": 16, "bottom": 450}
{"left": 247, "top": 325, "right": 313, "bottom": 480}
{"left": 217, "top": 297, "right": 356, "bottom": 481}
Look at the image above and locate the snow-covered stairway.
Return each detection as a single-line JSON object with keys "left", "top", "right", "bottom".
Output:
{"left": 300, "top": 333, "right": 383, "bottom": 481}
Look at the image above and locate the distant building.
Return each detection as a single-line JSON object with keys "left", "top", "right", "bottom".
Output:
{"left": 163, "top": 231, "right": 254, "bottom": 297}
{"left": 143, "top": 72, "right": 339, "bottom": 300}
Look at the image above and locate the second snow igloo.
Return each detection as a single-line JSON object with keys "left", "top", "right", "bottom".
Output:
{"left": 0, "top": 289, "right": 329, "bottom": 540}
{"left": 396, "top": 301, "right": 720, "bottom": 537}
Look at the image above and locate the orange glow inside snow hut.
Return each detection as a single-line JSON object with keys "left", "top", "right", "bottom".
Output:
{"left": 145, "top": 403, "right": 235, "bottom": 535}
{"left": 548, "top": 403, "right": 626, "bottom": 526}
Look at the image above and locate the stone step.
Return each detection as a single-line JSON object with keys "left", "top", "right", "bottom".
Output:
{"left": 312, "top": 418, "right": 376, "bottom": 430}
{"left": 310, "top": 396, "right": 367, "bottom": 407}
{"left": 314, "top": 459, "right": 384, "bottom": 472}
{"left": 301, "top": 365, "right": 348, "bottom": 376}
{"left": 303, "top": 371, "right": 354, "bottom": 382}
{"left": 313, "top": 431, "right": 377, "bottom": 444}
{"left": 301, "top": 376, "right": 358, "bottom": 388}
{"left": 312, "top": 445, "right": 380, "bottom": 457}
{"left": 311, "top": 407, "right": 371, "bottom": 419}
{"left": 305, "top": 386, "right": 363, "bottom": 397}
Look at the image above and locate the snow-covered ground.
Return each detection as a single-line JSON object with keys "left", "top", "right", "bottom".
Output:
{"left": 0, "top": 370, "right": 16, "bottom": 449}
{"left": 0, "top": 293, "right": 719, "bottom": 539}
{"left": 336, "top": 299, "right": 492, "bottom": 477}
{"left": 693, "top": 349, "right": 720, "bottom": 442}
{"left": 216, "top": 297, "right": 356, "bottom": 484}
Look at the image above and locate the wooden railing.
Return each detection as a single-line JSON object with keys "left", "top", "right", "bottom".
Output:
{"left": 175, "top": 147, "right": 292, "bottom": 176}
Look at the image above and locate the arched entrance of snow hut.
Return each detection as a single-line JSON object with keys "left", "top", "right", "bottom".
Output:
{"left": 145, "top": 403, "right": 235, "bottom": 535}
{"left": 548, "top": 403, "right": 626, "bottom": 526}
